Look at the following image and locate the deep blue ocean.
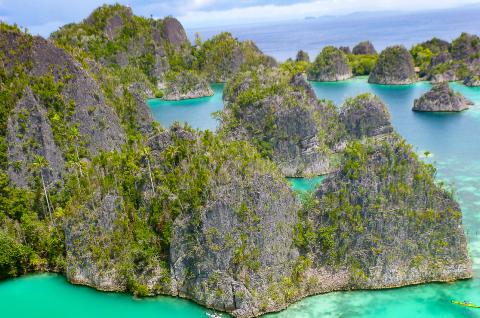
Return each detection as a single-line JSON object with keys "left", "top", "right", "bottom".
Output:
{"left": 188, "top": 5, "right": 480, "bottom": 61}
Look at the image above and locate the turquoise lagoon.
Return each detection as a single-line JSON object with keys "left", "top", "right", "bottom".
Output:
{"left": 2, "top": 78, "right": 480, "bottom": 318}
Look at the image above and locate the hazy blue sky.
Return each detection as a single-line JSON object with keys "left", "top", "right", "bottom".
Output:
{"left": 1, "top": 0, "right": 480, "bottom": 36}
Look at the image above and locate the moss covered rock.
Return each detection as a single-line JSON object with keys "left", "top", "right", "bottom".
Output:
{"left": 308, "top": 46, "right": 352, "bottom": 81}
{"left": 340, "top": 93, "right": 393, "bottom": 138}
{"left": 163, "top": 70, "right": 213, "bottom": 100}
{"left": 413, "top": 82, "right": 472, "bottom": 112}
{"left": 195, "top": 32, "right": 277, "bottom": 83}
{"left": 352, "top": 41, "right": 377, "bottom": 55}
{"left": 296, "top": 134, "right": 472, "bottom": 292}
{"left": 368, "top": 45, "right": 417, "bottom": 84}
{"left": 221, "top": 68, "right": 345, "bottom": 177}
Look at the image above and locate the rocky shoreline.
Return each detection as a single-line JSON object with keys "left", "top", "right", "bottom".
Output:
{"left": 0, "top": 5, "right": 476, "bottom": 318}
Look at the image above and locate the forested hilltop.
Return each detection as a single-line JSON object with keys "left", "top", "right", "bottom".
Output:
{"left": 50, "top": 4, "right": 275, "bottom": 100}
{"left": 0, "top": 4, "right": 473, "bottom": 318}
{"left": 286, "top": 34, "right": 480, "bottom": 85}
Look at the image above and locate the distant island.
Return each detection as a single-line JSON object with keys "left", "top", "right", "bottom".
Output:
{"left": 0, "top": 4, "right": 475, "bottom": 318}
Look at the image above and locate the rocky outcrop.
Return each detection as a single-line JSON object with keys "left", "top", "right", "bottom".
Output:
{"left": 308, "top": 46, "right": 352, "bottom": 81}
{"left": 413, "top": 82, "right": 472, "bottom": 112}
{"left": 51, "top": 4, "right": 214, "bottom": 100}
{"left": 451, "top": 32, "right": 480, "bottom": 61}
{"left": 368, "top": 45, "right": 417, "bottom": 84}
{"left": 221, "top": 69, "right": 345, "bottom": 177}
{"left": 339, "top": 46, "right": 351, "bottom": 54}
{"left": 1, "top": 28, "right": 126, "bottom": 188}
{"left": 163, "top": 71, "right": 214, "bottom": 100}
{"left": 340, "top": 93, "right": 393, "bottom": 139}
{"left": 162, "top": 17, "right": 189, "bottom": 47}
{"left": 352, "top": 41, "right": 377, "bottom": 55}
{"left": 295, "top": 50, "right": 310, "bottom": 62}
{"left": 464, "top": 75, "right": 480, "bottom": 87}
{"left": 169, "top": 146, "right": 299, "bottom": 317}
{"left": 296, "top": 133, "right": 472, "bottom": 294}
{"left": 197, "top": 32, "right": 277, "bottom": 83}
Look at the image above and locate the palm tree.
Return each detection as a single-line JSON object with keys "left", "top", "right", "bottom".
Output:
{"left": 32, "top": 155, "right": 53, "bottom": 220}
{"left": 142, "top": 147, "right": 155, "bottom": 193}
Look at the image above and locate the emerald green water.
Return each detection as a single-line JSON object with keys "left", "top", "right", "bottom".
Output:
{"left": 2, "top": 77, "right": 480, "bottom": 317}
{"left": 148, "top": 83, "right": 224, "bottom": 130}
{"left": 0, "top": 274, "right": 208, "bottom": 318}
{"left": 288, "top": 176, "right": 325, "bottom": 192}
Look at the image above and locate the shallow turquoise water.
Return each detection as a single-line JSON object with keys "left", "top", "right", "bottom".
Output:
{"left": 147, "top": 83, "right": 224, "bottom": 130}
{"left": 2, "top": 78, "right": 480, "bottom": 317}
{"left": 0, "top": 274, "right": 209, "bottom": 318}
{"left": 288, "top": 176, "right": 325, "bottom": 192}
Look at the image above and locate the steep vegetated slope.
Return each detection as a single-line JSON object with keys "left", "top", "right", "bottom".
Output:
{"left": 51, "top": 5, "right": 275, "bottom": 100}
{"left": 0, "top": 7, "right": 473, "bottom": 318}
{"left": 220, "top": 69, "right": 345, "bottom": 177}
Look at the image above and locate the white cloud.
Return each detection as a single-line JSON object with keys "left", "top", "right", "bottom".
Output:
{"left": 177, "top": 0, "right": 480, "bottom": 27}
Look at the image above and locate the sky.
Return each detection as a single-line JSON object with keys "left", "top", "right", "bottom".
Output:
{"left": 1, "top": 0, "right": 480, "bottom": 36}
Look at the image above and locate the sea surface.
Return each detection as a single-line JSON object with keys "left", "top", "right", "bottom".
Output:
{"left": 188, "top": 5, "right": 480, "bottom": 61}
{"left": 2, "top": 78, "right": 480, "bottom": 317}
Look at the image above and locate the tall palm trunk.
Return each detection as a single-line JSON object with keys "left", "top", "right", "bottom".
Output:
{"left": 40, "top": 170, "right": 53, "bottom": 220}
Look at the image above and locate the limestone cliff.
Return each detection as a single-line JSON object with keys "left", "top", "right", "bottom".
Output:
{"left": 1, "top": 25, "right": 126, "bottom": 188}
{"left": 196, "top": 32, "right": 277, "bottom": 83}
{"left": 352, "top": 41, "right": 377, "bottom": 55}
{"left": 369, "top": 45, "right": 417, "bottom": 84}
{"left": 413, "top": 82, "right": 472, "bottom": 112}
{"left": 220, "top": 69, "right": 345, "bottom": 177}
{"left": 51, "top": 4, "right": 211, "bottom": 100}
{"left": 163, "top": 70, "right": 214, "bottom": 100}
{"left": 308, "top": 46, "right": 352, "bottom": 81}
{"left": 295, "top": 134, "right": 472, "bottom": 295}
{"left": 340, "top": 93, "right": 393, "bottom": 138}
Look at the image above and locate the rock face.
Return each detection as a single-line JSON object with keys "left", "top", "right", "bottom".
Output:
{"left": 308, "top": 46, "right": 352, "bottom": 81}
{"left": 197, "top": 32, "right": 277, "bottom": 83}
{"left": 1, "top": 27, "right": 126, "bottom": 187}
{"left": 169, "top": 146, "right": 299, "bottom": 317}
{"left": 163, "top": 71, "right": 214, "bottom": 100}
{"left": 162, "top": 17, "right": 189, "bottom": 47}
{"left": 340, "top": 93, "right": 394, "bottom": 138}
{"left": 51, "top": 4, "right": 212, "bottom": 100}
{"left": 221, "top": 69, "right": 345, "bottom": 177}
{"left": 352, "top": 41, "right": 377, "bottom": 55}
{"left": 368, "top": 45, "right": 417, "bottom": 84}
{"left": 295, "top": 50, "right": 310, "bottom": 62}
{"left": 296, "top": 134, "right": 472, "bottom": 294}
{"left": 464, "top": 75, "right": 480, "bottom": 87}
{"left": 413, "top": 82, "right": 472, "bottom": 112}
{"left": 451, "top": 33, "right": 480, "bottom": 61}
{"left": 339, "top": 46, "right": 351, "bottom": 54}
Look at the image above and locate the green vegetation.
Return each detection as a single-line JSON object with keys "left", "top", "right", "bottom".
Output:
{"left": 308, "top": 46, "right": 352, "bottom": 81}
{"left": 348, "top": 54, "right": 378, "bottom": 76}
{"left": 410, "top": 45, "right": 433, "bottom": 76}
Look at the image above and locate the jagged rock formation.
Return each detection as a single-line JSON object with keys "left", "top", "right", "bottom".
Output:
{"left": 51, "top": 4, "right": 211, "bottom": 99}
{"left": 220, "top": 69, "right": 345, "bottom": 177}
{"left": 308, "top": 46, "right": 352, "bottom": 81}
{"left": 0, "top": 18, "right": 474, "bottom": 318}
{"left": 295, "top": 134, "right": 472, "bottom": 295}
{"left": 352, "top": 41, "right": 377, "bottom": 55}
{"left": 413, "top": 82, "right": 472, "bottom": 112}
{"left": 163, "top": 70, "right": 213, "bottom": 100}
{"left": 339, "top": 46, "right": 351, "bottom": 54}
{"left": 411, "top": 33, "right": 480, "bottom": 83}
{"left": 63, "top": 125, "right": 301, "bottom": 317}
{"left": 340, "top": 93, "right": 393, "bottom": 138}
{"left": 464, "top": 75, "right": 480, "bottom": 87}
{"left": 369, "top": 45, "right": 417, "bottom": 84}
{"left": 196, "top": 32, "right": 277, "bottom": 83}
{"left": 295, "top": 50, "right": 310, "bottom": 62}
{"left": 1, "top": 25, "right": 126, "bottom": 188}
